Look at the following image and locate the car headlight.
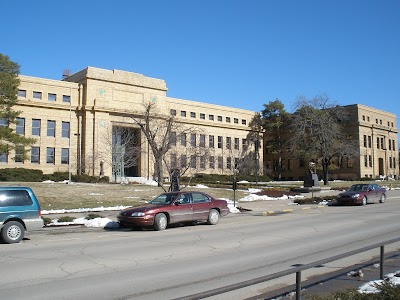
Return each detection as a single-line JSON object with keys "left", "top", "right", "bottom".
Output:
{"left": 352, "top": 194, "right": 360, "bottom": 198}
{"left": 131, "top": 212, "right": 145, "bottom": 217}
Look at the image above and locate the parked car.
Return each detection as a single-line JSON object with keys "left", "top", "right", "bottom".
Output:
{"left": 336, "top": 184, "right": 386, "bottom": 206}
{"left": 0, "top": 187, "right": 44, "bottom": 243}
{"left": 118, "top": 191, "right": 229, "bottom": 230}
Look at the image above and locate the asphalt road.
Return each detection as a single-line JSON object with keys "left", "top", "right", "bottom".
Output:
{"left": 1, "top": 190, "right": 400, "bottom": 300}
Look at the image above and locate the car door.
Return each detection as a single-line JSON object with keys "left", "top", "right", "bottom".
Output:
{"left": 192, "top": 192, "right": 212, "bottom": 221}
{"left": 170, "top": 193, "right": 193, "bottom": 223}
{"left": 367, "top": 184, "right": 378, "bottom": 202}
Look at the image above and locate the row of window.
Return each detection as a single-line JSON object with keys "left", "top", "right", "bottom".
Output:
{"left": 170, "top": 154, "right": 241, "bottom": 170}
{"left": 363, "top": 155, "right": 397, "bottom": 169}
{"left": 0, "top": 147, "right": 69, "bottom": 165}
{"left": 18, "top": 90, "right": 71, "bottom": 103}
{"left": 170, "top": 109, "right": 247, "bottom": 125}
{"left": 362, "top": 115, "right": 395, "bottom": 127}
{"left": 169, "top": 132, "right": 250, "bottom": 151}
{"left": 363, "top": 135, "right": 396, "bottom": 151}
{"left": 13, "top": 118, "right": 70, "bottom": 138}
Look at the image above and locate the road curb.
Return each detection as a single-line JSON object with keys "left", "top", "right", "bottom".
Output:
{"left": 242, "top": 205, "right": 327, "bottom": 216}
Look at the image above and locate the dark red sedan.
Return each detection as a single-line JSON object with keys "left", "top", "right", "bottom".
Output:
{"left": 336, "top": 183, "right": 386, "bottom": 205}
{"left": 117, "top": 191, "right": 229, "bottom": 230}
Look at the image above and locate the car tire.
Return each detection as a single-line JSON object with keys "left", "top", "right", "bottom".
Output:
{"left": 361, "top": 196, "right": 367, "bottom": 206}
{"left": 379, "top": 194, "right": 386, "bottom": 203}
{"left": 1, "top": 221, "right": 25, "bottom": 244}
{"left": 207, "top": 209, "right": 220, "bottom": 225}
{"left": 153, "top": 213, "right": 167, "bottom": 231}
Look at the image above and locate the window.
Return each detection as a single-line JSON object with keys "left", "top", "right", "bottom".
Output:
{"left": 190, "top": 112, "right": 196, "bottom": 118}
{"left": 190, "top": 133, "right": 196, "bottom": 147}
{"left": 209, "top": 114, "right": 214, "bottom": 121}
{"left": 180, "top": 155, "right": 187, "bottom": 168}
{"left": 389, "top": 139, "right": 392, "bottom": 150}
{"left": 31, "top": 147, "right": 40, "bottom": 163}
{"left": 367, "top": 116, "right": 370, "bottom": 122}
{"left": 61, "top": 148, "right": 69, "bottom": 164}
{"left": 376, "top": 118, "right": 378, "bottom": 124}
{"left": 0, "top": 190, "right": 33, "bottom": 207}
{"left": 199, "top": 134, "right": 205, "bottom": 147}
{"left": 377, "top": 137, "right": 380, "bottom": 149}
{"left": 380, "top": 119, "right": 382, "bottom": 125}
{"left": 192, "top": 192, "right": 210, "bottom": 204}
{"left": 218, "top": 136, "right": 223, "bottom": 148}
{"left": 200, "top": 113, "right": 205, "bottom": 120}
{"left": 0, "top": 153, "right": 8, "bottom": 163}
{"left": 369, "top": 155, "right": 372, "bottom": 167}
{"left": 234, "top": 138, "right": 239, "bottom": 150}
{"left": 47, "top": 120, "right": 56, "bottom": 137}
{"left": 364, "top": 155, "right": 368, "bottom": 167}
{"left": 170, "top": 154, "right": 177, "bottom": 168}
{"left": 209, "top": 156, "right": 215, "bottom": 169}
{"left": 226, "top": 137, "right": 231, "bottom": 149}
{"left": 180, "top": 133, "right": 186, "bottom": 146}
{"left": 0, "top": 118, "right": 7, "bottom": 127}
{"left": 390, "top": 157, "right": 393, "bottom": 168}
{"left": 169, "top": 132, "right": 176, "bottom": 146}
{"left": 209, "top": 135, "right": 214, "bottom": 148}
{"left": 347, "top": 158, "right": 353, "bottom": 168}
{"left": 15, "top": 146, "right": 24, "bottom": 162}
{"left": 33, "top": 91, "right": 42, "bottom": 99}
{"left": 217, "top": 116, "right": 222, "bottom": 122}
{"left": 218, "top": 156, "right": 223, "bottom": 169}
{"left": 32, "top": 119, "right": 41, "bottom": 136}
{"left": 170, "top": 109, "right": 176, "bottom": 116}
{"left": 388, "top": 121, "right": 390, "bottom": 126}
{"left": 63, "top": 95, "right": 71, "bottom": 103}
{"left": 242, "top": 139, "right": 248, "bottom": 151}
{"left": 242, "top": 119, "right": 247, "bottom": 125}
{"left": 46, "top": 147, "right": 55, "bottom": 164}
{"left": 226, "top": 157, "right": 232, "bottom": 169}
{"left": 234, "top": 118, "right": 239, "bottom": 124}
{"left": 180, "top": 111, "right": 186, "bottom": 117}
{"left": 200, "top": 156, "right": 205, "bottom": 169}
{"left": 190, "top": 155, "right": 196, "bottom": 168}
{"left": 392, "top": 140, "right": 396, "bottom": 151}
{"left": 226, "top": 117, "right": 231, "bottom": 123}
{"left": 16, "top": 118, "right": 25, "bottom": 135}
{"left": 18, "top": 90, "right": 26, "bottom": 97}
{"left": 48, "top": 93, "right": 57, "bottom": 101}
{"left": 363, "top": 135, "right": 367, "bottom": 147}
{"left": 362, "top": 115, "right": 365, "bottom": 121}
{"left": 381, "top": 137, "right": 384, "bottom": 149}
{"left": 368, "top": 136, "right": 372, "bottom": 148}
{"left": 62, "top": 121, "right": 70, "bottom": 138}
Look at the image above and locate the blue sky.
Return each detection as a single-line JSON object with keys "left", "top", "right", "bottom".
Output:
{"left": 2, "top": 0, "right": 399, "bottom": 119}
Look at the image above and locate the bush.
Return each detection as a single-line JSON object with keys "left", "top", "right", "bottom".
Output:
{"left": 41, "top": 216, "right": 52, "bottom": 226}
{"left": 0, "top": 168, "right": 44, "bottom": 182}
{"left": 57, "top": 216, "right": 75, "bottom": 223}
{"left": 85, "top": 213, "right": 104, "bottom": 220}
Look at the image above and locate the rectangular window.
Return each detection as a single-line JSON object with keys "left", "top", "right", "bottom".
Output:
{"left": 218, "top": 156, "right": 223, "bottom": 169}
{"left": 394, "top": 158, "right": 396, "bottom": 169}
{"left": 226, "top": 157, "right": 232, "bottom": 169}
{"left": 234, "top": 118, "right": 239, "bottom": 124}
{"left": 381, "top": 137, "right": 384, "bottom": 149}
{"left": 0, "top": 153, "right": 8, "bottom": 163}
{"left": 16, "top": 118, "right": 25, "bottom": 135}
{"left": 242, "top": 119, "right": 247, "bottom": 125}
{"left": 209, "top": 114, "right": 214, "bottom": 121}
{"left": 31, "top": 147, "right": 40, "bottom": 163}
{"left": 199, "top": 134, "right": 205, "bottom": 147}
{"left": 377, "top": 137, "right": 380, "bottom": 149}
{"left": 363, "top": 135, "right": 367, "bottom": 147}
{"left": 190, "top": 112, "right": 196, "bottom": 118}
{"left": 47, "top": 120, "right": 56, "bottom": 137}
{"left": 369, "top": 155, "right": 372, "bottom": 167}
{"left": 0, "top": 118, "right": 8, "bottom": 127}
{"left": 393, "top": 140, "right": 396, "bottom": 151}
{"left": 15, "top": 146, "right": 24, "bottom": 163}
{"left": 33, "top": 91, "right": 42, "bottom": 99}
{"left": 170, "top": 154, "right": 177, "bottom": 168}
{"left": 190, "top": 155, "right": 196, "bottom": 168}
{"left": 209, "top": 156, "right": 215, "bottom": 169}
{"left": 200, "top": 113, "right": 205, "bottom": 120}
{"left": 389, "top": 139, "right": 392, "bottom": 150}
{"left": 170, "top": 109, "right": 176, "bottom": 116}
{"left": 180, "top": 155, "right": 187, "bottom": 168}
{"left": 364, "top": 155, "right": 368, "bottom": 167}
{"left": 180, "top": 111, "right": 186, "bottom": 117}
{"left": 62, "top": 95, "right": 71, "bottom": 103}
{"left": 234, "top": 138, "right": 239, "bottom": 150}
{"left": 226, "top": 117, "right": 231, "bottom": 123}
{"left": 190, "top": 133, "right": 196, "bottom": 147}
{"left": 169, "top": 132, "right": 176, "bottom": 146}
{"left": 200, "top": 156, "right": 205, "bottom": 169}
{"left": 218, "top": 136, "right": 223, "bottom": 149}
{"left": 389, "top": 157, "right": 393, "bottom": 168}
{"left": 62, "top": 121, "right": 70, "bottom": 138}
{"left": 32, "top": 119, "right": 41, "bottom": 136}
{"left": 18, "top": 90, "right": 26, "bottom": 97}
{"left": 48, "top": 93, "right": 57, "bottom": 101}
{"left": 61, "top": 148, "right": 69, "bottom": 164}
{"left": 226, "top": 137, "right": 231, "bottom": 149}
{"left": 180, "top": 133, "right": 186, "bottom": 146}
{"left": 368, "top": 136, "right": 372, "bottom": 148}
{"left": 209, "top": 135, "right": 214, "bottom": 148}
{"left": 217, "top": 116, "right": 222, "bottom": 122}
{"left": 46, "top": 147, "right": 55, "bottom": 164}
{"left": 242, "top": 139, "right": 248, "bottom": 151}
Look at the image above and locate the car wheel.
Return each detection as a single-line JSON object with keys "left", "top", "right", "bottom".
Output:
{"left": 153, "top": 213, "right": 167, "bottom": 231}
{"left": 1, "top": 221, "right": 25, "bottom": 244}
{"left": 207, "top": 209, "right": 220, "bottom": 225}
{"left": 379, "top": 194, "right": 386, "bottom": 203}
{"left": 361, "top": 196, "right": 367, "bottom": 206}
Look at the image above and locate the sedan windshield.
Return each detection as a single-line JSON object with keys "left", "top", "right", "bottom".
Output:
{"left": 149, "top": 193, "right": 178, "bottom": 205}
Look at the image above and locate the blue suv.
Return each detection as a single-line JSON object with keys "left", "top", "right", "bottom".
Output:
{"left": 0, "top": 187, "right": 44, "bottom": 243}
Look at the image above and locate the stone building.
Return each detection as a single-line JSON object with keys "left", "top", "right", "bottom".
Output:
{"left": 2, "top": 67, "right": 260, "bottom": 181}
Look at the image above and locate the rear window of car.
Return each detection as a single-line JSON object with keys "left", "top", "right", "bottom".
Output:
{"left": 192, "top": 193, "right": 210, "bottom": 203}
{"left": 0, "top": 190, "right": 33, "bottom": 207}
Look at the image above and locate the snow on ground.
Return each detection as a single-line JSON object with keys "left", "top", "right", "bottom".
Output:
{"left": 358, "top": 270, "right": 400, "bottom": 294}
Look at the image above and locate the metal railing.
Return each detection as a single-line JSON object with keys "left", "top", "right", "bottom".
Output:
{"left": 174, "top": 236, "right": 400, "bottom": 300}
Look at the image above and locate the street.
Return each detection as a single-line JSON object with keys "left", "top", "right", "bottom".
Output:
{"left": 1, "top": 190, "right": 400, "bottom": 300}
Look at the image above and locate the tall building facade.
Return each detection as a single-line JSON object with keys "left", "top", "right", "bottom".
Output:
{"left": 2, "top": 67, "right": 260, "bottom": 180}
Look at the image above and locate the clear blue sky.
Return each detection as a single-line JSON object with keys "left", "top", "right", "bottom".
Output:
{"left": 2, "top": 0, "right": 399, "bottom": 119}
